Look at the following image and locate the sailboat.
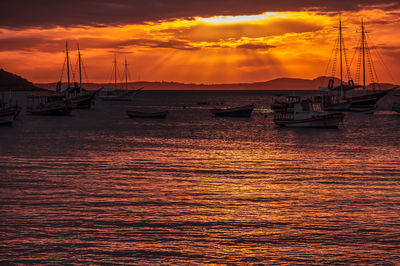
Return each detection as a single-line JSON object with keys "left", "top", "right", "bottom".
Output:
{"left": 316, "top": 15, "right": 359, "bottom": 111}
{"left": 98, "top": 55, "right": 141, "bottom": 101}
{"left": 57, "top": 42, "right": 97, "bottom": 109}
{"left": 317, "top": 16, "right": 395, "bottom": 113}
{"left": 345, "top": 19, "right": 395, "bottom": 112}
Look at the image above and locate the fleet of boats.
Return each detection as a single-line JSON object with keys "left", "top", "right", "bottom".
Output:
{"left": 270, "top": 16, "right": 398, "bottom": 128}
{"left": 1, "top": 16, "right": 399, "bottom": 127}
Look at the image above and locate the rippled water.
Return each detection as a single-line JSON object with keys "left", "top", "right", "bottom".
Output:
{"left": 1, "top": 91, "right": 400, "bottom": 264}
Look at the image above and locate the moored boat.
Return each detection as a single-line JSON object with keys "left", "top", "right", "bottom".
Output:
{"left": 98, "top": 88, "right": 136, "bottom": 101}
{"left": 273, "top": 101, "right": 344, "bottom": 128}
{"left": 210, "top": 104, "right": 254, "bottom": 117}
{"left": 27, "top": 93, "right": 72, "bottom": 116}
{"left": 0, "top": 94, "right": 21, "bottom": 125}
{"left": 392, "top": 102, "right": 400, "bottom": 113}
{"left": 56, "top": 42, "right": 97, "bottom": 109}
{"left": 0, "top": 109, "right": 15, "bottom": 125}
{"left": 127, "top": 109, "right": 168, "bottom": 118}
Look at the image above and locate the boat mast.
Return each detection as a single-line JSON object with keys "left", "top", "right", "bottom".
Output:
{"left": 66, "top": 41, "right": 71, "bottom": 89}
{"left": 124, "top": 57, "right": 128, "bottom": 90}
{"left": 339, "top": 14, "right": 343, "bottom": 97}
{"left": 361, "top": 18, "right": 366, "bottom": 93}
{"left": 78, "top": 44, "right": 82, "bottom": 88}
{"left": 114, "top": 54, "right": 117, "bottom": 90}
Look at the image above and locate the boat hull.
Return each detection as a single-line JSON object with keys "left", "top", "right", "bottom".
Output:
{"left": 324, "top": 101, "right": 352, "bottom": 111}
{"left": 392, "top": 103, "right": 400, "bottom": 113}
{"left": 127, "top": 110, "right": 168, "bottom": 118}
{"left": 211, "top": 105, "right": 254, "bottom": 117}
{"left": 348, "top": 106, "right": 376, "bottom": 114}
{"left": 274, "top": 113, "right": 344, "bottom": 128}
{"left": 0, "top": 110, "right": 15, "bottom": 125}
{"left": 67, "top": 92, "right": 96, "bottom": 109}
{"left": 28, "top": 106, "right": 72, "bottom": 116}
{"left": 347, "top": 91, "right": 388, "bottom": 108}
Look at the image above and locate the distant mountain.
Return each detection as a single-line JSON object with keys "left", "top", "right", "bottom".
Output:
{"left": 35, "top": 76, "right": 397, "bottom": 91}
{"left": 0, "top": 69, "right": 44, "bottom": 91}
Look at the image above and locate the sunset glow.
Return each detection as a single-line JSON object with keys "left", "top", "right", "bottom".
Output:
{"left": 1, "top": 4, "right": 400, "bottom": 85}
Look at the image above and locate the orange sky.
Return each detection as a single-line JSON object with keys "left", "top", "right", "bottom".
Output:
{"left": 1, "top": 6, "right": 400, "bottom": 85}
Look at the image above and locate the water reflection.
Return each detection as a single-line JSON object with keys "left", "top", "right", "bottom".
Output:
{"left": 1, "top": 91, "right": 400, "bottom": 264}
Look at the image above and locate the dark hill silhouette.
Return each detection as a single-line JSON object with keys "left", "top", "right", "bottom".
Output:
{"left": 34, "top": 76, "right": 397, "bottom": 91}
{"left": 0, "top": 69, "right": 44, "bottom": 91}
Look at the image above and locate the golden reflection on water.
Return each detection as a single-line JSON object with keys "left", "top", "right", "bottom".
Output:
{"left": 1, "top": 92, "right": 400, "bottom": 264}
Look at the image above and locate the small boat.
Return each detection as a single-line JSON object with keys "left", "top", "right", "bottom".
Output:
{"left": 392, "top": 102, "right": 400, "bottom": 113}
{"left": 392, "top": 94, "right": 400, "bottom": 113}
{"left": 210, "top": 104, "right": 254, "bottom": 117}
{"left": 127, "top": 109, "right": 168, "bottom": 118}
{"left": 273, "top": 101, "right": 344, "bottom": 128}
{"left": 27, "top": 93, "right": 72, "bottom": 116}
{"left": 0, "top": 93, "right": 21, "bottom": 125}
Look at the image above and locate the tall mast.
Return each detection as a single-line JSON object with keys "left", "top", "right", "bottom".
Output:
{"left": 66, "top": 41, "right": 71, "bottom": 89}
{"left": 339, "top": 14, "right": 343, "bottom": 97}
{"left": 361, "top": 18, "right": 366, "bottom": 93}
{"left": 114, "top": 54, "right": 117, "bottom": 89}
{"left": 78, "top": 43, "right": 82, "bottom": 88}
{"left": 124, "top": 57, "right": 128, "bottom": 90}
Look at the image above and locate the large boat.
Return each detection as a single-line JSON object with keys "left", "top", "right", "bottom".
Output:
{"left": 210, "top": 104, "right": 254, "bottom": 117}
{"left": 317, "top": 16, "right": 394, "bottom": 112}
{"left": 273, "top": 101, "right": 344, "bottom": 128}
{"left": 57, "top": 42, "right": 96, "bottom": 109}
{"left": 27, "top": 93, "right": 72, "bottom": 116}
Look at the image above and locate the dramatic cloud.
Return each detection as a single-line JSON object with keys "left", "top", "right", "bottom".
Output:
{"left": 0, "top": 0, "right": 399, "bottom": 29}
{"left": 0, "top": 3, "right": 399, "bottom": 84}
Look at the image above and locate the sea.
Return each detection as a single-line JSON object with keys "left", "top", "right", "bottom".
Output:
{"left": 1, "top": 90, "right": 400, "bottom": 264}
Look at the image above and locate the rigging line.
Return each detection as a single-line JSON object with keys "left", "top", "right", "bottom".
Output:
{"left": 366, "top": 32, "right": 398, "bottom": 84}
{"left": 355, "top": 41, "right": 362, "bottom": 85}
{"left": 349, "top": 37, "right": 361, "bottom": 71}
{"left": 322, "top": 33, "right": 339, "bottom": 85}
{"left": 72, "top": 57, "right": 79, "bottom": 83}
{"left": 342, "top": 35, "right": 352, "bottom": 81}
{"left": 331, "top": 30, "right": 340, "bottom": 78}
{"left": 81, "top": 58, "right": 90, "bottom": 84}
{"left": 365, "top": 35, "right": 379, "bottom": 85}
{"left": 59, "top": 56, "right": 67, "bottom": 83}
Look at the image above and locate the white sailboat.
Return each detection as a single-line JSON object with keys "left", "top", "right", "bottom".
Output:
{"left": 99, "top": 56, "right": 141, "bottom": 101}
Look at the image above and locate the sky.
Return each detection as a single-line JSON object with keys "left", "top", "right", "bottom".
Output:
{"left": 0, "top": 0, "right": 399, "bottom": 84}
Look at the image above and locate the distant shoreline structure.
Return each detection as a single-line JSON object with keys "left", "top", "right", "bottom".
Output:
{"left": 1, "top": 68, "right": 397, "bottom": 91}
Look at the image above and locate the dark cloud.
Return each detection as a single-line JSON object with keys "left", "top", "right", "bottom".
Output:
{"left": 0, "top": 36, "right": 198, "bottom": 52}
{"left": 0, "top": 0, "right": 399, "bottom": 29}
{"left": 236, "top": 43, "right": 275, "bottom": 50}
